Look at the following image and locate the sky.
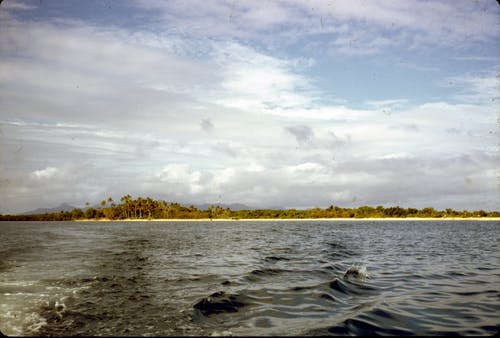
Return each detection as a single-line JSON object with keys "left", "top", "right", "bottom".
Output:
{"left": 0, "top": 0, "right": 499, "bottom": 214}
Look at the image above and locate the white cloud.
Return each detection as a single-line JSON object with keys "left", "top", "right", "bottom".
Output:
{"left": 0, "top": 2, "right": 497, "bottom": 214}
{"left": 378, "top": 152, "right": 415, "bottom": 160}
{"left": 454, "top": 56, "right": 499, "bottom": 62}
{"left": 329, "top": 30, "right": 405, "bottom": 56}
{"left": 293, "top": 0, "right": 498, "bottom": 48}
{"left": 247, "top": 162, "right": 265, "bottom": 173}
{"left": 1, "top": 0, "right": 37, "bottom": 11}
{"left": 130, "top": 0, "right": 497, "bottom": 54}
{"left": 129, "top": 0, "right": 499, "bottom": 53}
{"left": 0, "top": 16, "right": 217, "bottom": 124}
{"left": 210, "top": 42, "right": 317, "bottom": 112}
{"left": 236, "top": 1, "right": 291, "bottom": 29}
{"left": 366, "top": 99, "right": 409, "bottom": 107}
{"left": 265, "top": 105, "right": 374, "bottom": 121}
{"left": 155, "top": 164, "right": 204, "bottom": 194}
{"left": 30, "top": 167, "right": 60, "bottom": 180}
{"left": 443, "top": 72, "right": 500, "bottom": 104}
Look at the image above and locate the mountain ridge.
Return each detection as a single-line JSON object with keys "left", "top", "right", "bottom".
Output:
{"left": 22, "top": 203, "right": 77, "bottom": 215}
{"left": 21, "top": 201, "right": 255, "bottom": 215}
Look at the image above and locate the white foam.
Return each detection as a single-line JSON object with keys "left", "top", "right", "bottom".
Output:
{"left": 344, "top": 264, "right": 369, "bottom": 279}
{"left": 211, "top": 330, "right": 233, "bottom": 336}
{"left": 1, "top": 281, "right": 36, "bottom": 286}
{"left": 0, "top": 279, "right": 76, "bottom": 336}
{"left": 0, "top": 309, "right": 47, "bottom": 336}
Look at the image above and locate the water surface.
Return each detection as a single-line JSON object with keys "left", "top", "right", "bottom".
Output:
{"left": 0, "top": 220, "right": 499, "bottom": 336}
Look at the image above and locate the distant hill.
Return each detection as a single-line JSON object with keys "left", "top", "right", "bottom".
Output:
{"left": 23, "top": 203, "right": 77, "bottom": 215}
{"left": 21, "top": 202, "right": 254, "bottom": 215}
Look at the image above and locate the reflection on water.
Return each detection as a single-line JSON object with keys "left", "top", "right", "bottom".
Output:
{"left": 0, "top": 220, "right": 499, "bottom": 336}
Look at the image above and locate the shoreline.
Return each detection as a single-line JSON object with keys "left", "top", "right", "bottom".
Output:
{"left": 74, "top": 217, "right": 500, "bottom": 222}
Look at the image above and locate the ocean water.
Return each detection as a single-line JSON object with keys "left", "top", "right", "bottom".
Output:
{"left": 0, "top": 220, "right": 499, "bottom": 336}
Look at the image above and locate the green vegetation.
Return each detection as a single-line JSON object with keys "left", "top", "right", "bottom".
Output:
{"left": 0, "top": 195, "right": 499, "bottom": 221}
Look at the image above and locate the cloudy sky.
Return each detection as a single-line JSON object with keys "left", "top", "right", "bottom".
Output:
{"left": 0, "top": 0, "right": 499, "bottom": 214}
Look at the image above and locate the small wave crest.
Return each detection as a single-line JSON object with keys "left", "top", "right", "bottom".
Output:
{"left": 193, "top": 291, "right": 248, "bottom": 316}
{"left": 326, "top": 317, "right": 414, "bottom": 336}
{"left": 343, "top": 264, "right": 369, "bottom": 280}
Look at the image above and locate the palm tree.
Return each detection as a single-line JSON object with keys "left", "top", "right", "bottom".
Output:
{"left": 145, "top": 197, "right": 153, "bottom": 219}
{"left": 137, "top": 197, "right": 143, "bottom": 218}
{"left": 159, "top": 200, "right": 167, "bottom": 219}
{"left": 121, "top": 194, "right": 133, "bottom": 219}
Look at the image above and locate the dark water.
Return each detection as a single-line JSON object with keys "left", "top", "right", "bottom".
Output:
{"left": 0, "top": 220, "right": 499, "bottom": 336}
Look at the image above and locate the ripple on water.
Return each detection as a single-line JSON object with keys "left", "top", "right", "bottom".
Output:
{"left": 1, "top": 220, "right": 499, "bottom": 336}
{"left": 193, "top": 291, "right": 248, "bottom": 316}
{"left": 326, "top": 317, "right": 415, "bottom": 336}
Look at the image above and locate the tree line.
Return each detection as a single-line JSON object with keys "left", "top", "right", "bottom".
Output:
{"left": 0, "top": 195, "right": 498, "bottom": 221}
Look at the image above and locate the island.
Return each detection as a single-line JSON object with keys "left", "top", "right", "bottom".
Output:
{"left": 1, "top": 195, "right": 498, "bottom": 221}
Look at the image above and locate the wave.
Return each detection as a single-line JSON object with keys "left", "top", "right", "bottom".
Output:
{"left": 329, "top": 278, "right": 377, "bottom": 296}
{"left": 3, "top": 220, "right": 498, "bottom": 336}
{"left": 343, "top": 264, "right": 369, "bottom": 280}
{"left": 263, "top": 256, "right": 291, "bottom": 262}
{"left": 193, "top": 291, "right": 248, "bottom": 316}
{"left": 324, "top": 317, "right": 414, "bottom": 336}
{"left": 250, "top": 268, "right": 289, "bottom": 276}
